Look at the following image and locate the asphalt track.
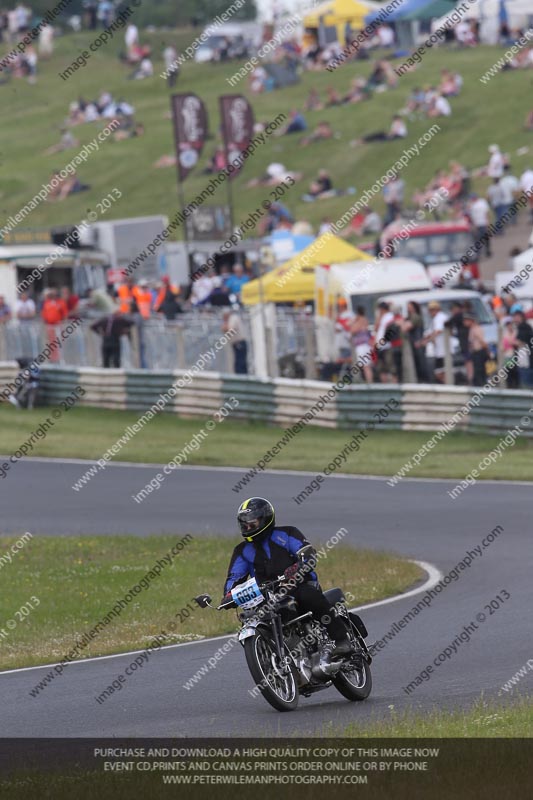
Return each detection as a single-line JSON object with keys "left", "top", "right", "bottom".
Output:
{"left": 0, "top": 458, "right": 531, "bottom": 737}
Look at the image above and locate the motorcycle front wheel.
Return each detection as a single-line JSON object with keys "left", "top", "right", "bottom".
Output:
{"left": 244, "top": 631, "right": 299, "bottom": 712}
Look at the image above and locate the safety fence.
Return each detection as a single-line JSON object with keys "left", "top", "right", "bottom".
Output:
{"left": 2, "top": 364, "right": 533, "bottom": 438}
{"left": 0, "top": 308, "right": 319, "bottom": 377}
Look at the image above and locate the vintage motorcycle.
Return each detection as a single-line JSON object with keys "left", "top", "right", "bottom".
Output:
{"left": 194, "top": 545, "right": 372, "bottom": 712}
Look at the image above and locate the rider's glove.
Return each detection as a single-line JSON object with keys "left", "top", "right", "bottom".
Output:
{"left": 284, "top": 563, "right": 300, "bottom": 581}
{"left": 221, "top": 592, "right": 233, "bottom": 606}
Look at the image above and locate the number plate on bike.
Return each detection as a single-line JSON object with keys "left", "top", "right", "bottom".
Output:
{"left": 231, "top": 577, "right": 264, "bottom": 609}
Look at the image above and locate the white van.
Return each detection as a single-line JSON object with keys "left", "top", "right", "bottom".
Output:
{"left": 315, "top": 258, "right": 429, "bottom": 361}
{"left": 0, "top": 244, "right": 109, "bottom": 307}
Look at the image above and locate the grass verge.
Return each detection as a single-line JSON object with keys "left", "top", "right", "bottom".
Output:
{"left": 1, "top": 35, "right": 531, "bottom": 238}
{"left": 0, "top": 534, "right": 422, "bottom": 670}
{"left": 335, "top": 695, "right": 533, "bottom": 737}
{"left": 1, "top": 405, "right": 533, "bottom": 482}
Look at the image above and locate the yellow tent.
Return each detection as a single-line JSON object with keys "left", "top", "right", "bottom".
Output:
{"left": 303, "top": 0, "right": 376, "bottom": 32}
{"left": 242, "top": 234, "right": 371, "bottom": 305}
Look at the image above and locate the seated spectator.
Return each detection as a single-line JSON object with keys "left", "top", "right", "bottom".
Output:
{"left": 318, "top": 217, "right": 333, "bottom": 235}
{"left": 342, "top": 205, "right": 382, "bottom": 238}
{"left": 342, "top": 76, "right": 369, "bottom": 104}
{"left": 439, "top": 69, "right": 462, "bottom": 97}
{"left": 113, "top": 122, "right": 144, "bottom": 141}
{"left": 304, "top": 87, "right": 323, "bottom": 112}
{"left": 325, "top": 85, "right": 342, "bottom": 106}
{"left": 275, "top": 109, "right": 307, "bottom": 136}
{"left": 400, "top": 86, "right": 427, "bottom": 116}
{"left": 257, "top": 201, "right": 294, "bottom": 235}
{"left": 249, "top": 65, "right": 269, "bottom": 93}
{"left": 246, "top": 162, "right": 302, "bottom": 188}
{"left": 351, "top": 115, "right": 407, "bottom": 146}
{"left": 44, "top": 128, "right": 79, "bottom": 155}
{"left": 153, "top": 154, "right": 176, "bottom": 168}
{"left": 428, "top": 93, "right": 452, "bottom": 117}
{"left": 302, "top": 169, "right": 334, "bottom": 201}
{"left": 47, "top": 169, "right": 90, "bottom": 201}
{"left": 300, "top": 120, "right": 334, "bottom": 146}
{"left": 202, "top": 146, "right": 226, "bottom": 174}
{"left": 83, "top": 102, "right": 100, "bottom": 122}
{"left": 367, "top": 59, "right": 397, "bottom": 91}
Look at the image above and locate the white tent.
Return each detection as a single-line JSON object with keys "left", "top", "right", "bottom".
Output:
{"left": 433, "top": 1, "right": 533, "bottom": 45}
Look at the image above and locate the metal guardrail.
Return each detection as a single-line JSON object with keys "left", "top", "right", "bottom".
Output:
{"left": 2, "top": 365, "right": 530, "bottom": 439}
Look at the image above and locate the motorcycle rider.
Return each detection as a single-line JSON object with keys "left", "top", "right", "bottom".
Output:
{"left": 222, "top": 497, "right": 353, "bottom": 665}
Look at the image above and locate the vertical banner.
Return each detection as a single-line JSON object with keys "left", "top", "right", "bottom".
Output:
{"left": 219, "top": 95, "right": 255, "bottom": 181}
{"left": 170, "top": 93, "right": 209, "bottom": 183}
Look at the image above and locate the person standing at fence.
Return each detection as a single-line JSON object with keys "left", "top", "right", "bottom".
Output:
{"left": 60, "top": 286, "right": 79, "bottom": 319}
{"left": 225, "top": 263, "right": 250, "bottom": 301}
{"left": 117, "top": 277, "right": 138, "bottom": 315}
{"left": 350, "top": 306, "right": 373, "bottom": 383}
{"left": 402, "top": 300, "right": 428, "bottom": 383}
{"left": 41, "top": 289, "right": 67, "bottom": 363}
{"left": 91, "top": 310, "right": 133, "bottom": 368}
{"left": 463, "top": 313, "right": 489, "bottom": 386}
{"left": 334, "top": 298, "right": 353, "bottom": 363}
{"left": 512, "top": 307, "right": 533, "bottom": 388}
{"left": 418, "top": 301, "right": 448, "bottom": 384}
{"left": 154, "top": 276, "right": 182, "bottom": 320}
{"left": 15, "top": 291, "right": 36, "bottom": 321}
{"left": 132, "top": 279, "right": 152, "bottom": 319}
{"left": 222, "top": 307, "right": 248, "bottom": 375}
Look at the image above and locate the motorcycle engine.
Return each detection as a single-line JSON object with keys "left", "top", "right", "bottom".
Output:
{"left": 286, "top": 630, "right": 314, "bottom": 686}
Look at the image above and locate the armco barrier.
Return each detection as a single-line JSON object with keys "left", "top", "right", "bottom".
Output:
{"left": 1, "top": 364, "right": 533, "bottom": 438}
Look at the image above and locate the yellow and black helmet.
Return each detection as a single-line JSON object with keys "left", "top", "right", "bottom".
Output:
{"left": 237, "top": 497, "right": 275, "bottom": 541}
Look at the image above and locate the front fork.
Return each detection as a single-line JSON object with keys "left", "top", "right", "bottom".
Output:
{"left": 270, "top": 615, "right": 292, "bottom": 672}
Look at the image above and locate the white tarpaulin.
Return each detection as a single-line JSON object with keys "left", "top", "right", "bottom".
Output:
{"left": 433, "top": 1, "right": 533, "bottom": 44}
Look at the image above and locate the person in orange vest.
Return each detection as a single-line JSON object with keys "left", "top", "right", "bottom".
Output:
{"left": 41, "top": 289, "right": 68, "bottom": 362}
{"left": 132, "top": 279, "right": 152, "bottom": 319}
{"left": 154, "top": 276, "right": 181, "bottom": 320}
{"left": 41, "top": 289, "right": 68, "bottom": 324}
{"left": 117, "top": 277, "right": 137, "bottom": 314}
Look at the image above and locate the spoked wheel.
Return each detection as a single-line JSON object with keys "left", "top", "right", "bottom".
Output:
{"left": 244, "top": 631, "right": 299, "bottom": 712}
{"left": 333, "top": 622, "right": 372, "bottom": 701}
{"left": 333, "top": 658, "right": 372, "bottom": 701}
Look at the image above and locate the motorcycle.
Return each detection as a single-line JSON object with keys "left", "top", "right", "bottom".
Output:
{"left": 194, "top": 545, "right": 372, "bottom": 712}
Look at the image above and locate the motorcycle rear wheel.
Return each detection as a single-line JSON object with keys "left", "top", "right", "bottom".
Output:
{"left": 244, "top": 631, "right": 299, "bottom": 712}
{"left": 333, "top": 619, "right": 372, "bottom": 701}
{"left": 333, "top": 659, "right": 372, "bottom": 701}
